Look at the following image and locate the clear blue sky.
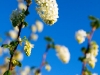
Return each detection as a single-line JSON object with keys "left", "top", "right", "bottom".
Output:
{"left": 0, "top": 0, "right": 100, "bottom": 75}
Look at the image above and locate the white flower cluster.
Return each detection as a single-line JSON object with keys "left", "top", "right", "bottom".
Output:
{"left": 45, "top": 64, "right": 51, "bottom": 71}
{"left": 20, "top": 66, "right": 30, "bottom": 75}
{"left": 8, "top": 30, "right": 18, "bottom": 39}
{"left": 18, "top": 3, "right": 27, "bottom": 11}
{"left": 31, "top": 20, "right": 43, "bottom": 41}
{"left": 55, "top": 45, "right": 70, "bottom": 64}
{"left": 86, "top": 41, "right": 99, "bottom": 68}
{"left": 75, "top": 29, "right": 87, "bottom": 44}
{"left": 35, "top": 0, "right": 59, "bottom": 25}
{"left": 13, "top": 51, "right": 23, "bottom": 61}
{"left": 24, "top": 41, "right": 34, "bottom": 56}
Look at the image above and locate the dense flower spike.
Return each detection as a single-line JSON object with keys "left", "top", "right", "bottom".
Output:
{"left": 55, "top": 45, "right": 70, "bottom": 63}
{"left": 35, "top": 0, "right": 59, "bottom": 25}
{"left": 86, "top": 41, "right": 99, "bottom": 68}
{"left": 10, "top": 9, "right": 25, "bottom": 27}
{"left": 75, "top": 29, "right": 87, "bottom": 44}
{"left": 24, "top": 41, "right": 34, "bottom": 56}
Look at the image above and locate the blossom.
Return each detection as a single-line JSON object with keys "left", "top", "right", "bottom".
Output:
{"left": 18, "top": 3, "right": 27, "bottom": 10}
{"left": 90, "top": 41, "right": 99, "bottom": 56}
{"left": 75, "top": 29, "right": 87, "bottom": 44}
{"left": 10, "top": 9, "right": 25, "bottom": 27}
{"left": 45, "top": 64, "right": 51, "bottom": 71}
{"left": 8, "top": 30, "right": 18, "bottom": 39}
{"left": 92, "top": 73, "right": 98, "bottom": 75}
{"left": 31, "top": 25, "right": 37, "bottom": 33}
{"left": 35, "top": 0, "right": 59, "bottom": 25}
{"left": 24, "top": 41, "right": 34, "bottom": 56}
{"left": 86, "top": 53, "right": 97, "bottom": 68}
{"left": 35, "top": 20, "right": 43, "bottom": 32}
{"left": 55, "top": 45, "right": 70, "bottom": 64}
{"left": 30, "top": 33, "right": 38, "bottom": 41}
{"left": 13, "top": 51, "right": 23, "bottom": 61}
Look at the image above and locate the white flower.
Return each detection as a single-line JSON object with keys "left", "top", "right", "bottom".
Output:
{"left": 90, "top": 41, "right": 99, "bottom": 56}
{"left": 86, "top": 53, "right": 97, "bottom": 68}
{"left": 31, "top": 25, "right": 37, "bottom": 33}
{"left": 24, "top": 66, "right": 30, "bottom": 73}
{"left": 14, "top": 26, "right": 19, "bottom": 32}
{"left": 13, "top": 51, "right": 23, "bottom": 61}
{"left": 18, "top": 3, "right": 27, "bottom": 10}
{"left": 8, "top": 30, "right": 18, "bottom": 39}
{"left": 45, "top": 64, "right": 51, "bottom": 71}
{"left": 30, "top": 33, "right": 38, "bottom": 41}
{"left": 20, "top": 71, "right": 27, "bottom": 75}
{"left": 55, "top": 45, "right": 70, "bottom": 64}
{"left": 92, "top": 73, "right": 98, "bottom": 75}
{"left": 75, "top": 29, "right": 87, "bottom": 44}
{"left": 35, "top": 0, "right": 59, "bottom": 25}
{"left": 24, "top": 41, "right": 34, "bottom": 56}
{"left": 35, "top": 20, "right": 43, "bottom": 32}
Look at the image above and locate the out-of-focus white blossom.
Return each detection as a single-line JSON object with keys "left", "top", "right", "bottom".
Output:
{"left": 55, "top": 45, "right": 70, "bottom": 64}
{"left": 24, "top": 66, "right": 30, "bottom": 73}
{"left": 86, "top": 53, "right": 97, "bottom": 68}
{"left": 45, "top": 64, "right": 51, "bottom": 71}
{"left": 36, "top": 20, "right": 43, "bottom": 32}
{"left": 8, "top": 30, "right": 18, "bottom": 39}
{"left": 75, "top": 29, "right": 87, "bottom": 44}
{"left": 92, "top": 73, "right": 98, "bottom": 75}
{"left": 0, "top": 47, "right": 3, "bottom": 56}
{"left": 90, "top": 41, "right": 99, "bottom": 56}
{"left": 34, "top": 69, "right": 41, "bottom": 75}
{"left": 13, "top": 51, "right": 23, "bottom": 61}
{"left": 31, "top": 25, "right": 37, "bottom": 33}
{"left": 30, "top": 33, "right": 38, "bottom": 41}
{"left": 24, "top": 41, "right": 34, "bottom": 56}
{"left": 18, "top": 3, "right": 27, "bottom": 10}
{"left": 86, "top": 41, "right": 99, "bottom": 68}
{"left": 20, "top": 71, "right": 27, "bottom": 75}
{"left": 14, "top": 26, "right": 19, "bottom": 32}
{"left": 35, "top": 0, "right": 59, "bottom": 25}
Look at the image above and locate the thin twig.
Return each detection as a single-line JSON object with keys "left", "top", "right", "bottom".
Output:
{"left": 81, "top": 27, "right": 96, "bottom": 75}
{"left": 8, "top": 5, "right": 29, "bottom": 71}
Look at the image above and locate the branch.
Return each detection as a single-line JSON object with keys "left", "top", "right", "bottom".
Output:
{"left": 81, "top": 27, "right": 96, "bottom": 75}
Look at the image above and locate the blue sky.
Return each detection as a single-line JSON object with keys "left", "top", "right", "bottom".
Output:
{"left": 0, "top": 0, "right": 100, "bottom": 75}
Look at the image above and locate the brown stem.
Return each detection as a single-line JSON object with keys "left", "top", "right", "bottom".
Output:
{"left": 81, "top": 27, "right": 96, "bottom": 75}
{"left": 8, "top": 23, "right": 23, "bottom": 70}
{"left": 8, "top": 4, "right": 30, "bottom": 71}
{"left": 39, "top": 44, "right": 50, "bottom": 70}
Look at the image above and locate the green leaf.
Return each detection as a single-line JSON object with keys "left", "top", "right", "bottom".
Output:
{"left": 24, "top": 10, "right": 30, "bottom": 16}
{"left": 89, "top": 15, "right": 97, "bottom": 21}
{"left": 3, "top": 70, "right": 11, "bottom": 75}
{"left": 11, "top": 59, "right": 22, "bottom": 67}
{"left": 22, "top": 36, "right": 28, "bottom": 42}
{"left": 81, "top": 47, "right": 86, "bottom": 53}
{"left": 2, "top": 44, "right": 9, "bottom": 48}
{"left": 78, "top": 57, "right": 85, "bottom": 62}
{"left": 23, "top": 22, "right": 28, "bottom": 27}
{"left": 50, "top": 43, "right": 55, "bottom": 49}
{"left": 44, "top": 36, "right": 54, "bottom": 42}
